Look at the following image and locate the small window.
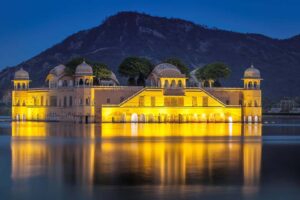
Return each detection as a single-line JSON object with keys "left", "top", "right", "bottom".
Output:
{"left": 63, "top": 96, "right": 67, "bottom": 107}
{"left": 41, "top": 96, "right": 44, "bottom": 106}
{"left": 139, "top": 96, "right": 145, "bottom": 106}
{"left": 50, "top": 96, "right": 57, "bottom": 107}
{"left": 151, "top": 96, "right": 156, "bottom": 107}
{"left": 192, "top": 96, "right": 197, "bottom": 106}
{"left": 202, "top": 96, "right": 208, "bottom": 107}
{"left": 69, "top": 96, "right": 73, "bottom": 106}
{"left": 107, "top": 98, "right": 111, "bottom": 104}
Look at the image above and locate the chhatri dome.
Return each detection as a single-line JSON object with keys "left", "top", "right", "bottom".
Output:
{"left": 49, "top": 64, "right": 66, "bottom": 77}
{"left": 75, "top": 61, "right": 93, "bottom": 76}
{"left": 244, "top": 64, "right": 261, "bottom": 79}
{"left": 14, "top": 68, "right": 29, "bottom": 80}
{"left": 151, "top": 63, "right": 185, "bottom": 78}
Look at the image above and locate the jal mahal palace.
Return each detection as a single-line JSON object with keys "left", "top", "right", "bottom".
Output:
{"left": 11, "top": 62, "right": 262, "bottom": 123}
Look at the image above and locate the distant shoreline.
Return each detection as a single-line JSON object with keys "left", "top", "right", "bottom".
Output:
{"left": 263, "top": 113, "right": 300, "bottom": 116}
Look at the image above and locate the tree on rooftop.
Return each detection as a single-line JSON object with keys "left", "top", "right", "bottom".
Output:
{"left": 118, "top": 56, "right": 153, "bottom": 86}
{"left": 65, "top": 57, "right": 111, "bottom": 84}
{"left": 195, "top": 62, "right": 230, "bottom": 87}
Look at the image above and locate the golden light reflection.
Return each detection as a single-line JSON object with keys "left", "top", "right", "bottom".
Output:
{"left": 11, "top": 122, "right": 262, "bottom": 191}
{"left": 101, "top": 123, "right": 262, "bottom": 137}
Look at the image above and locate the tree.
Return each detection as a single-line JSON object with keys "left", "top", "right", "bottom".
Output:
{"left": 65, "top": 57, "right": 85, "bottom": 75}
{"left": 164, "top": 58, "right": 189, "bottom": 75}
{"left": 118, "top": 57, "right": 153, "bottom": 86}
{"left": 195, "top": 62, "right": 231, "bottom": 87}
{"left": 93, "top": 63, "right": 112, "bottom": 84}
{"left": 65, "top": 57, "right": 112, "bottom": 84}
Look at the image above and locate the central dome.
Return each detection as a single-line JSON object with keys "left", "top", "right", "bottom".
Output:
{"left": 49, "top": 64, "right": 66, "bottom": 77}
{"left": 152, "top": 63, "right": 185, "bottom": 78}
{"left": 244, "top": 65, "right": 261, "bottom": 78}
{"left": 75, "top": 61, "right": 93, "bottom": 76}
{"left": 14, "top": 68, "right": 29, "bottom": 80}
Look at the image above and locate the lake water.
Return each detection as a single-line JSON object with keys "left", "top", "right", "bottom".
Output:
{"left": 1, "top": 116, "right": 300, "bottom": 200}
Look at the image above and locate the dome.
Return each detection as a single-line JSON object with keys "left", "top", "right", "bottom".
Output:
{"left": 244, "top": 64, "right": 261, "bottom": 78}
{"left": 110, "top": 71, "right": 119, "bottom": 84}
{"left": 49, "top": 64, "right": 66, "bottom": 76}
{"left": 14, "top": 68, "right": 29, "bottom": 80}
{"left": 75, "top": 61, "right": 93, "bottom": 76}
{"left": 152, "top": 63, "right": 185, "bottom": 78}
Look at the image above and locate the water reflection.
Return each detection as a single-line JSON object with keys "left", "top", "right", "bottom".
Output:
{"left": 11, "top": 122, "right": 262, "bottom": 138}
{"left": 10, "top": 122, "right": 262, "bottom": 195}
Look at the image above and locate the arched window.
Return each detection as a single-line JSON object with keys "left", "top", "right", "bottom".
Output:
{"left": 253, "top": 82, "right": 257, "bottom": 89}
{"left": 171, "top": 80, "right": 176, "bottom": 88}
{"left": 178, "top": 80, "right": 183, "bottom": 88}
{"left": 33, "top": 97, "right": 37, "bottom": 106}
{"left": 17, "top": 83, "right": 20, "bottom": 89}
{"left": 63, "top": 80, "right": 68, "bottom": 87}
{"left": 248, "top": 101, "right": 252, "bottom": 107}
{"left": 22, "top": 83, "right": 26, "bottom": 89}
{"left": 164, "top": 80, "right": 169, "bottom": 88}
{"left": 248, "top": 82, "right": 253, "bottom": 89}
{"left": 79, "top": 79, "right": 83, "bottom": 85}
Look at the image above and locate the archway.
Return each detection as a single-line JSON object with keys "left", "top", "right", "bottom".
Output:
{"left": 79, "top": 79, "right": 83, "bottom": 86}
{"left": 248, "top": 116, "right": 252, "bottom": 123}
{"left": 131, "top": 113, "right": 138, "bottom": 123}
{"left": 253, "top": 82, "right": 257, "bottom": 89}
{"left": 171, "top": 80, "right": 176, "bottom": 88}
{"left": 164, "top": 80, "right": 169, "bottom": 88}
{"left": 139, "top": 114, "right": 146, "bottom": 122}
{"left": 178, "top": 80, "right": 183, "bottom": 88}
{"left": 121, "top": 113, "right": 126, "bottom": 122}
{"left": 254, "top": 115, "right": 258, "bottom": 123}
{"left": 148, "top": 114, "right": 154, "bottom": 122}
{"left": 248, "top": 82, "right": 253, "bottom": 89}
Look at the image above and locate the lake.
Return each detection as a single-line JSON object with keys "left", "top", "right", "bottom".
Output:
{"left": 1, "top": 116, "right": 300, "bottom": 200}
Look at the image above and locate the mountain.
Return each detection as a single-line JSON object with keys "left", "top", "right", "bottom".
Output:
{"left": 1, "top": 11, "right": 300, "bottom": 100}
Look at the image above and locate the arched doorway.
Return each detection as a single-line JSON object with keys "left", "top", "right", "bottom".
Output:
{"left": 131, "top": 113, "right": 138, "bottom": 123}
{"left": 254, "top": 115, "right": 258, "bottom": 123}
{"left": 248, "top": 116, "right": 252, "bottom": 123}
{"left": 139, "top": 114, "right": 146, "bottom": 122}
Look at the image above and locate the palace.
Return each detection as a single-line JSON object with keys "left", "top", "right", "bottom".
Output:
{"left": 11, "top": 62, "right": 262, "bottom": 123}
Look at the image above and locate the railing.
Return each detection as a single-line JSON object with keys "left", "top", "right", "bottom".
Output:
{"left": 163, "top": 88, "right": 185, "bottom": 96}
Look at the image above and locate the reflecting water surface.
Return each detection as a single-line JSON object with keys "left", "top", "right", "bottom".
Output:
{"left": 1, "top": 120, "right": 300, "bottom": 199}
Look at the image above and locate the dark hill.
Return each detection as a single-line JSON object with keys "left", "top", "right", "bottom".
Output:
{"left": 1, "top": 11, "right": 300, "bottom": 100}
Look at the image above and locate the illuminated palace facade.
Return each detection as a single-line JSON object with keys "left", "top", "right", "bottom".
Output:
{"left": 11, "top": 62, "right": 262, "bottom": 123}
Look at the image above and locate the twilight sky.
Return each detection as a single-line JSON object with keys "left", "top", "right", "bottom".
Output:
{"left": 0, "top": 0, "right": 300, "bottom": 68}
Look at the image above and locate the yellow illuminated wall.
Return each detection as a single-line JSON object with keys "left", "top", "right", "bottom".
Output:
{"left": 12, "top": 84, "right": 262, "bottom": 123}
{"left": 101, "top": 88, "right": 243, "bottom": 123}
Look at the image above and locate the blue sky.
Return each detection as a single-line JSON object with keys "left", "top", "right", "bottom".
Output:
{"left": 0, "top": 0, "right": 300, "bottom": 68}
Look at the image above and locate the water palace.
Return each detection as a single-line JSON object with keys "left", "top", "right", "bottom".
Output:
{"left": 11, "top": 62, "right": 262, "bottom": 123}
